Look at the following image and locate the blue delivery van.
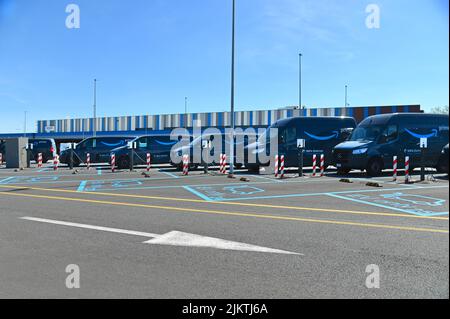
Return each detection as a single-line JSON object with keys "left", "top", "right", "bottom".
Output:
{"left": 111, "top": 135, "right": 178, "bottom": 169}
{"left": 245, "top": 116, "right": 357, "bottom": 172}
{"left": 332, "top": 113, "right": 449, "bottom": 176}
{"left": 60, "top": 136, "right": 135, "bottom": 166}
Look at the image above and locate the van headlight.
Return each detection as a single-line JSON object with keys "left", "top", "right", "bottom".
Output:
{"left": 353, "top": 148, "right": 368, "bottom": 155}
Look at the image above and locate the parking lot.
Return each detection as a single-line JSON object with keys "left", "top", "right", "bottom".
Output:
{"left": 0, "top": 163, "right": 448, "bottom": 298}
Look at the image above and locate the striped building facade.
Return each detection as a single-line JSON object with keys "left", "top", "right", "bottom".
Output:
{"left": 37, "top": 105, "right": 421, "bottom": 134}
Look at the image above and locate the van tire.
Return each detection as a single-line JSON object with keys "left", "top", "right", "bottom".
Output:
{"left": 366, "top": 158, "right": 383, "bottom": 177}
{"left": 72, "top": 159, "right": 80, "bottom": 167}
{"left": 247, "top": 165, "right": 260, "bottom": 173}
{"left": 337, "top": 168, "right": 351, "bottom": 175}
{"left": 118, "top": 156, "right": 129, "bottom": 170}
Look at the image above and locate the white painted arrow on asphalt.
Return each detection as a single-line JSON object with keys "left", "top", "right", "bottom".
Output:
{"left": 20, "top": 217, "right": 302, "bottom": 255}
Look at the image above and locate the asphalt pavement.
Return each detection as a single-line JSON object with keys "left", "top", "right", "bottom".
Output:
{"left": 0, "top": 163, "right": 448, "bottom": 298}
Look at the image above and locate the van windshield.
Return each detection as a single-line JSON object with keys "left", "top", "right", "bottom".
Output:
{"left": 349, "top": 125, "right": 384, "bottom": 142}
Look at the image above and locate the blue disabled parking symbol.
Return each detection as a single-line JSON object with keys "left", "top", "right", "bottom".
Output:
{"left": 222, "top": 186, "right": 265, "bottom": 196}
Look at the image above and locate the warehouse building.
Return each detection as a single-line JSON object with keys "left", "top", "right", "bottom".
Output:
{"left": 36, "top": 105, "right": 421, "bottom": 136}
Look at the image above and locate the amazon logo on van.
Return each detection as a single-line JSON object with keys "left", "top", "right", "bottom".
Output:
{"left": 155, "top": 140, "right": 177, "bottom": 146}
{"left": 99, "top": 141, "right": 126, "bottom": 147}
{"left": 405, "top": 128, "right": 438, "bottom": 139}
{"left": 304, "top": 131, "right": 339, "bottom": 141}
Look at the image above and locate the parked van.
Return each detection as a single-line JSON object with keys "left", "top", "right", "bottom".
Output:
{"left": 59, "top": 136, "right": 135, "bottom": 166}
{"left": 0, "top": 138, "right": 56, "bottom": 163}
{"left": 245, "top": 116, "right": 357, "bottom": 171}
{"left": 333, "top": 113, "right": 449, "bottom": 176}
{"left": 111, "top": 135, "right": 178, "bottom": 169}
{"left": 436, "top": 144, "right": 449, "bottom": 174}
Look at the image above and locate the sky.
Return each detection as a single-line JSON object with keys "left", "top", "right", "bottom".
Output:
{"left": 0, "top": 0, "right": 448, "bottom": 133}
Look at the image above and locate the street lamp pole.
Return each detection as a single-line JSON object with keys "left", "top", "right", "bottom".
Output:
{"left": 185, "top": 97, "right": 188, "bottom": 129}
{"left": 93, "top": 79, "right": 97, "bottom": 137}
{"left": 344, "top": 85, "right": 348, "bottom": 116}
{"left": 299, "top": 53, "right": 302, "bottom": 112}
{"left": 229, "top": 0, "right": 236, "bottom": 176}
{"left": 24, "top": 111, "right": 27, "bottom": 137}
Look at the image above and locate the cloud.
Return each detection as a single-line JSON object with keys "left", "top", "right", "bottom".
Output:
{"left": 260, "top": 0, "right": 349, "bottom": 43}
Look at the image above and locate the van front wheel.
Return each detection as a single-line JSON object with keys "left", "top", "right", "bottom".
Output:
{"left": 118, "top": 156, "right": 130, "bottom": 170}
{"left": 337, "top": 168, "right": 351, "bottom": 175}
{"left": 366, "top": 158, "right": 383, "bottom": 177}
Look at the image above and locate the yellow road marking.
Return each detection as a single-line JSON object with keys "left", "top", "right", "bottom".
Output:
{"left": 0, "top": 191, "right": 448, "bottom": 234}
{"left": 0, "top": 184, "right": 448, "bottom": 221}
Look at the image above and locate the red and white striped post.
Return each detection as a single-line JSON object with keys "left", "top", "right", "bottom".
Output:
{"left": 280, "top": 155, "right": 285, "bottom": 179}
{"left": 146, "top": 153, "right": 151, "bottom": 172}
{"left": 37, "top": 153, "right": 43, "bottom": 168}
{"left": 312, "top": 154, "right": 317, "bottom": 177}
{"left": 86, "top": 153, "right": 91, "bottom": 170}
{"left": 404, "top": 156, "right": 410, "bottom": 184}
{"left": 111, "top": 154, "right": 116, "bottom": 173}
{"left": 220, "top": 154, "right": 227, "bottom": 174}
{"left": 392, "top": 156, "right": 398, "bottom": 181}
{"left": 183, "top": 155, "right": 189, "bottom": 176}
{"left": 53, "top": 155, "right": 59, "bottom": 171}
{"left": 320, "top": 154, "right": 325, "bottom": 177}
{"left": 274, "top": 155, "right": 279, "bottom": 178}
{"left": 0, "top": 153, "right": 3, "bottom": 166}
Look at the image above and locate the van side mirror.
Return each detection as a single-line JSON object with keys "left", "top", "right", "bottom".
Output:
{"left": 379, "top": 134, "right": 387, "bottom": 144}
{"left": 340, "top": 128, "right": 353, "bottom": 140}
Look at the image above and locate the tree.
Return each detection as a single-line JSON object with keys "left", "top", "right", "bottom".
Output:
{"left": 430, "top": 105, "right": 449, "bottom": 114}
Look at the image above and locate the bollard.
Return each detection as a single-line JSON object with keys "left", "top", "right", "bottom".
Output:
{"left": 0, "top": 153, "right": 2, "bottom": 166}
{"left": 312, "top": 154, "right": 317, "bottom": 177}
{"left": 320, "top": 154, "right": 325, "bottom": 177}
{"left": 219, "top": 153, "right": 226, "bottom": 174}
{"left": 86, "top": 153, "right": 91, "bottom": 170}
{"left": 183, "top": 155, "right": 189, "bottom": 176}
{"left": 37, "top": 153, "right": 43, "bottom": 168}
{"left": 392, "top": 156, "right": 398, "bottom": 181}
{"left": 405, "top": 156, "right": 410, "bottom": 184}
{"left": 221, "top": 154, "right": 227, "bottom": 174}
{"left": 146, "top": 153, "right": 151, "bottom": 172}
{"left": 274, "top": 154, "right": 279, "bottom": 178}
{"left": 53, "top": 155, "right": 59, "bottom": 171}
{"left": 280, "top": 155, "right": 285, "bottom": 179}
{"left": 111, "top": 154, "right": 116, "bottom": 173}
